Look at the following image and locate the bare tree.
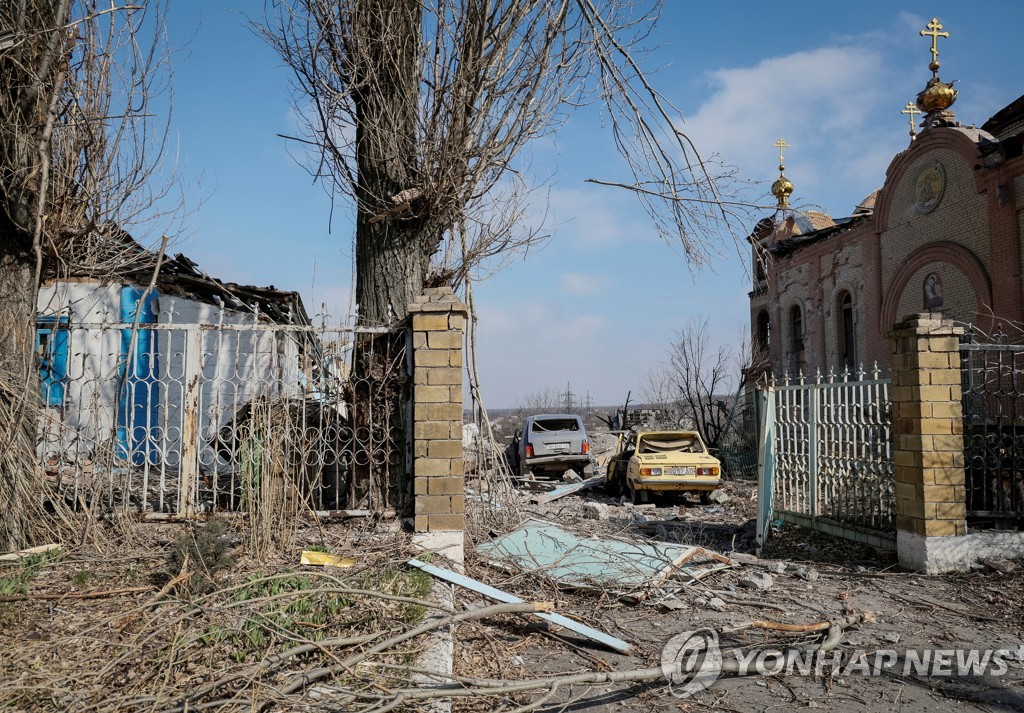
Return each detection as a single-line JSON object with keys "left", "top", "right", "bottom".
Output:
{"left": 663, "top": 317, "right": 742, "bottom": 450}
{"left": 260, "top": 0, "right": 741, "bottom": 328}
{"left": 639, "top": 370, "right": 691, "bottom": 428}
{"left": 0, "top": 1, "right": 175, "bottom": 549}
{"left": 507, "top": 386, "right": 563, "bottom": 435}
{"left": 260, "top": 0, "right": 748, "bottom": 509}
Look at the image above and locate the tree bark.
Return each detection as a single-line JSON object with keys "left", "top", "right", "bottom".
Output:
{"left": 345, "top": 0, "right": 426, "bottom": 509}
{"left": 0, "top": 1, "right": 72, "bottom": 549}
{"left": 0, "top": 228, "right": 42, "bottom": 551}
{"left": 351, "top": 0, "right": 429, "bottom": 327}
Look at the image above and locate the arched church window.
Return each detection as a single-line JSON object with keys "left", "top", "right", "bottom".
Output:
{"left": 837, "top": 291, "right": 855, "bottom": 372}
{"left": 789, "top": 305, "right": 805, "bottom": 373}
{"left": 756, "top": 310, "right": 770, "bottom": 352}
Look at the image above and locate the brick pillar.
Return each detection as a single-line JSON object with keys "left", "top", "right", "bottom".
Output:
{"left": 408, "top": 287, "right": 467, "bottom": 533}
{"left": 888, "top": 313, "right": 966, "bottom": 571}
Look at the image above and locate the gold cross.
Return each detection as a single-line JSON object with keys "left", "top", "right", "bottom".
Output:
{"left": 920, "top": 18, "right": 950, "bottom": 69}
{"left": 901, "top": 101, "right": 921, "bottom": 138}
{"left": 772, "top": 138, "right": 790, "bottom": 171}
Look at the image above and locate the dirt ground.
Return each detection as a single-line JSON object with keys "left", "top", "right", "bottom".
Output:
{"left": 4, "top": 461, "right": 1024, "bottom": 711}
{"left": 453, "top": 474, "right": 1024, "bottom": 713}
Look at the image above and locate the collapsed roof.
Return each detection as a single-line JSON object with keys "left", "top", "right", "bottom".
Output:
{"left": 54, "top": 227, "right": 309, "bottom": 326}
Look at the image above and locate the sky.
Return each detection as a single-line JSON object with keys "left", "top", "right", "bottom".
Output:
{"left": 155, "top": 1, "right": 1024, "bottom": 408}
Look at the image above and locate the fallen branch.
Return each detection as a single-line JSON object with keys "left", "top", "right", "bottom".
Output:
{"left": 724, "top": 618, "right": 832, "bottom": 634}
{"left": 276, "top": 601, "right": 554, "bottom": 696}
{"left": 356, "top": 611, "right": 872, "bottom": 711}
{"left": 880, "top": 588, "right": 999, "bottom": 622}
{"left": 0, "top": 585, "right": 154, "bottom": 602}
{"left": 166, "top": 633, "right": 382, "bottom": 712}
{"left": 708, "top": 592, "right": 788, "bottom": 613}
{"left": 0, "top": 543, "right": 62, "bottom": 562}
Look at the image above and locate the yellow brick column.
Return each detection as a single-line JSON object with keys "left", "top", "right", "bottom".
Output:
{"left": 888, "top": 313, "right": 966, "bottom": 571}
{"left": 408, "top": 287, "right": 467, "bottom": 533}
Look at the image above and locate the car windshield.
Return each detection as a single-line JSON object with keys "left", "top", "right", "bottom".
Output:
{"left": 531, "top": 418, "right": 580, "bottom": 433}
{"left": 637, "top": 434, "right": 704, "bottom": 454}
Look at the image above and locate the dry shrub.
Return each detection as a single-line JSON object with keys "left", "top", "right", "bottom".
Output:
{"left": 165, "top": 517, "right": 235, "bottom": 594}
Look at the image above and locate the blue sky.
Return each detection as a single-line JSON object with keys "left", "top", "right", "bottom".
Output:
{"left": 157, "top": 2, "right": 1024, "bottom": 407}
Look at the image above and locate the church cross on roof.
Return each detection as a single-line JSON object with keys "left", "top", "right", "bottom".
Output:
{"left": 920, "top": 17, "right": 950, "bottom": 76}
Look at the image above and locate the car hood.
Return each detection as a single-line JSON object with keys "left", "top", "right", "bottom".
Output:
{"left": 634, "top": 453, "right": 720, "bottom": 466}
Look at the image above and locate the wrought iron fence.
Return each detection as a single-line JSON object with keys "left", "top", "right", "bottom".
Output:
{"left": 960, "top": 329, "right": 1024, "bottom": 523}
{"left": 35, "top": 305, "right": 407, "bottom": 516}
{"left": 758, "top": 365, "right": 895, "bottom": 540}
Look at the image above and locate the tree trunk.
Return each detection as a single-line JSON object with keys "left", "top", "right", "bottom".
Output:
{"left": 0, "top": 229, "right": 43, "bottom": 551}
{"left": 351, "top": 0, "right": 426, "bottom": 327}
{"left": 345, "top": 0, "right": 425, "bottom": 510}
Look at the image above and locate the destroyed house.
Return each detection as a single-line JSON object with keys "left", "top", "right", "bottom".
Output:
{"left": 35, "top": 231, "right": 328, "bottom": 474}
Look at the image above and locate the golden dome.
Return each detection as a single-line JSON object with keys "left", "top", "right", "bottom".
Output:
{"left": 772, "top": 174, "right": 794, "bottom": 208}
{"left": 917, "top": 77, "right": 957, "bottom": 113}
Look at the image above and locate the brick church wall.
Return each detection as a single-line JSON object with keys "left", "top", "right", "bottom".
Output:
{"left": 880, "top": 144, "right": 990, "bottom": 329}
{"left": 750, "top": 126, "right": 1024, "bottom": 381}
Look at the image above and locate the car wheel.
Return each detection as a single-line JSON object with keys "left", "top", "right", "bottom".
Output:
{"left": 605, "top": 474, "right": 620, "bottom": 497}
{"left": 630, "top": 481, "right": 646, "bottom": 505}
{"left": 699, "top": 491, "right": 711, "bottom": 505}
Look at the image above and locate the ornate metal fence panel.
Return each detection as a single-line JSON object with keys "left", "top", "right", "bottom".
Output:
{"left": 960, "top": 336, "right": 1024, "bottom": 523}
{"left": 36, "top": 307, "right": 407, "bottom": 516}
{"left": 758, "top": 366, "right": 895, "bottom": 542}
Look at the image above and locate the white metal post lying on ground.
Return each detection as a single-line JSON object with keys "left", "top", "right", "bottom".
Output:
{"left": 407, "top": 559, "right": 632, "bottom": 654}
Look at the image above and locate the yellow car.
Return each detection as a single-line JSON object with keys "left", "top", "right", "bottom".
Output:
{"left": 605, "top": 430, "right": 722, "bottom": 504}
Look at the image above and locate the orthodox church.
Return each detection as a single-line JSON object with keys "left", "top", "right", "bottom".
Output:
{"left": 749, "top": 18, "right": 1024, "bottom": 378}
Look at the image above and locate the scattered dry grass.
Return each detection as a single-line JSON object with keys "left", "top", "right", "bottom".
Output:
{"left": 0, "top": 517, "right": 442, "bottom": 712}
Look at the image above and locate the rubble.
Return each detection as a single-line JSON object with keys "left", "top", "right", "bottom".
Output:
{"left": 658, "top": 598, "right": 688, "bottom": 612}
{"left": 793, "top": 565, "right": 819, "bottom": 582}
{"left": 738, "top": 571, "right": 774, "bottom": 591}
{"left": 984, "top": 558, "right": 1017, "bottom": 574}
{"left": 562, "top": 469, "right": 583, "bottom": 483}
{"left": 582, "top": 502, "right": 609, "bottom": 520}
{"left": 529, "top": 476, "right": 603, "bottom": 505}
{"left": 708, "top": 488, "right": 730, "bottom": 504}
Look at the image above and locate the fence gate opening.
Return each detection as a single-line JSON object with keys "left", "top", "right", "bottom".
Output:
{"left": 756, "top": 366, "right": 895, "bottom": 550}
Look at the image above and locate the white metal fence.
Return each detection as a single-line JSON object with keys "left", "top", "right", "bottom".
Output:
{"left": 756, "top": 366, "right": 895, "bottom": 548}
{"left": 36, "top": 315, "right": 406, "bottom": 515}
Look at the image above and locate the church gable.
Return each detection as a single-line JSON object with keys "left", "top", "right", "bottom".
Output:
{"left": 748, "top": 16, "right": 1024, "bottom": 379}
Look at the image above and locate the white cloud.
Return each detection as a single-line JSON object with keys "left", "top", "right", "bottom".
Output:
{"left": 546, "top": 186, "right": 659, "bottom": 248}
{"left": 561, "top": 272, "right": 605, "bottom": 296}
{"left": 472, "top": 298, "right": 647, "bottom": 405}
{"left": 679, "top": 45, "right": 899, "bottom": 216}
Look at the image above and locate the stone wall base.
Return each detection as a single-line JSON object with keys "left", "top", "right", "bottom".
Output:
{"left": 897, "top": 530, "right": 1024, "bottom": 573}
{"left": 411, "top": 530, "right": 465, "bottom": 567}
